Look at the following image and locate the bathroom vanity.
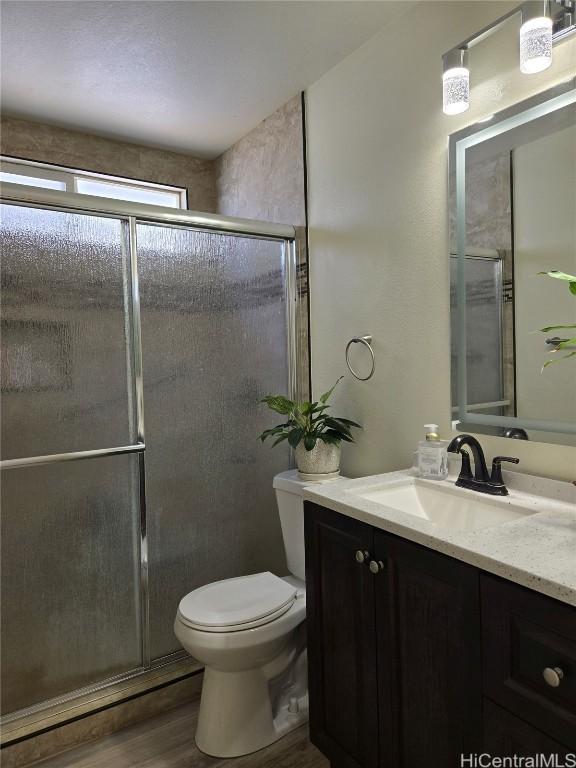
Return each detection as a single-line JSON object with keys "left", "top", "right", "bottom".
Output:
{"left": 303, "top": 471, "right": 576, "bottom": 767}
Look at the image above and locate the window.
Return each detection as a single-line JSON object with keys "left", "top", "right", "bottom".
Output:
{"left": 0, "top": 172, "right": 66, "bottom": 191}
{"left": 0, "top": 158, "right": 186, "bottom": 209}
{"left": 74, "top": 178, "right": 182, "bottom": 208}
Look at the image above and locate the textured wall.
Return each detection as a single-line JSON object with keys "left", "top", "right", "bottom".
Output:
{"left": 306, "top": 1, "right": 576, "bottom": 480}
{"left": 214, "top": 95, "right": 306, "bottom": 226}
{"left": 0, "top": 116, "right": 216, "bottom": 212}
{"left": 215, "top": 94, "right": 309, "bottom": 399}
{"left": 449, "top": 152, "right": 512, "bottom": 254}
{"left": 1, "top": 97, "right": 306, "bottom": 224}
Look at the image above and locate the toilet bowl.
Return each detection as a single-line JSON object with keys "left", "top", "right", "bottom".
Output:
{"left": 174, "top": 470, "right": 343, "bottom": 758}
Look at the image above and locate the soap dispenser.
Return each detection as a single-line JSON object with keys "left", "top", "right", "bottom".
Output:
{"left": 417, "top": 424, "right": 448, "bottom": 480}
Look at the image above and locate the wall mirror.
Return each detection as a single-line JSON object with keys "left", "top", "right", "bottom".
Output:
{"left": 449, "top": 79, "right": 575, "bottom": 446}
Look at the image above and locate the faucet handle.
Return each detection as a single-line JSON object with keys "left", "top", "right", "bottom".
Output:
{"left": 491, "top": 456, "right": 520, "bottom": 485}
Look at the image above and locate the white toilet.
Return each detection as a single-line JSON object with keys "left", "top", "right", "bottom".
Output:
{"left": 174, "top": 469, "right": 340, "bottom": 758}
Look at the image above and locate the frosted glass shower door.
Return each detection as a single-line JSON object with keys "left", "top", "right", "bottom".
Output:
{"left": 0, "top": 204, "right": 142, "bottom": 716}
{"left": 450, "top": 255, "right": 505, "bottom": 411}
{"left": 1, "top": 455, "right": 142, "bottom": 714}
{"left": 137, "top": 224, "right": 292, "bottom": 659}
{"left": 1, "top": 205, "right": 135, "bottom": 459}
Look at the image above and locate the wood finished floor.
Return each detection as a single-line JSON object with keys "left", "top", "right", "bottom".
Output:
{"left": 31, "top": 696, "right": 329, "bottom": 768}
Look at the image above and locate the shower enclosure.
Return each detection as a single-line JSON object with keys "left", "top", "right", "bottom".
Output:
{"left": 0, "top": 186, "right": 298, "bottom": 737}
{"left": 450, "top": 252, "right": 514, "bottom": 417}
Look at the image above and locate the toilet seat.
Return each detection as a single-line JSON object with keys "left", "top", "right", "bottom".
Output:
{"left": 177, "top": 572, "right": 297, "bottom": 633}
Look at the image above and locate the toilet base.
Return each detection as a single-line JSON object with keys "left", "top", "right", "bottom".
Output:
{"left": 195, "top": 664, "right": 309, "bottom": 758}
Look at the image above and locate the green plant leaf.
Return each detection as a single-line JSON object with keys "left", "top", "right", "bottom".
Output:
{"left": 310, "top": 403, "right": 330, "bottom": 415}
{"left": 333, "top": 417, "right": 362, "bottom": 429}
{"left": 542, "top": 351, "right": 576, "bottom": 369}
{"left": 319, "top": 376, "right": 343, "bottom": 404}
{"left": 304, "top": 434, "right": 316, "bottom": 451}
{"left": 287, "top": 428, "right": 304, "bottom": 448}
{"left": 324, "top": 417, "right": 353, "bottom": 434}
{"left": 538, "top": 270, "right": 576, "bottom": 282}
{"left": 538, "top": 324, "right": 576, "bottom": 333}
{"left": 300, "top": 401, "right": 318, "bottom": 416}
{"left": 271, "top": 433, "right": 290, "bottom": 447}
{"left": 556, "top": 338, "right": 576, "bottom": 350}
{"left": 260, "top": 395, "right": 296, "bottom": 415}
{"left": 259, "top": 423, "right": 290, "bottom": 440}
{"left": 538, "top": 270, "right": 576, "bottom": 296}
{"left": 324, "top": 428, "right": 354, "bottom": 443}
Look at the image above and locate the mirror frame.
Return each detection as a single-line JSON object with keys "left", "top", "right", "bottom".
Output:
{"left": 449, "top": 77, "right": 576, "bottom": 442}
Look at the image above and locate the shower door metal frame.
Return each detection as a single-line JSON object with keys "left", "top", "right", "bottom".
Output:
{"left": 0, "top": 183, "right": 297, "bottom": 742}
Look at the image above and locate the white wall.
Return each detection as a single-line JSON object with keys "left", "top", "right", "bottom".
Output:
{"left": 306, "top": 1, "right": 576, "bottom": 480}
{"left": 514, "top": 125, "right": 576, "bottom": 445}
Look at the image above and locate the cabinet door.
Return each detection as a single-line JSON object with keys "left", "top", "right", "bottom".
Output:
{"left": 375, "top": 532, "right": 482, "bottom": 768}
{"left": 484, "top": 698, "right": 571, "bottom": 757}
{"left": 305, "top": 502, "right": 378, "bottom": 768}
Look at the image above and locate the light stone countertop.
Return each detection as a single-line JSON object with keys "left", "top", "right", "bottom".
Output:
{"left": 303, "top": 469, "right": 576, "bottom": 607}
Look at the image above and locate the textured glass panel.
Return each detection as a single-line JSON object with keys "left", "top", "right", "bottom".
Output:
{"left": 137, "top": 224, "right": 290, "bottom": 659}
{"left": 0, "top": 204, "right": 133, "bottom": 459}
{"left": 450, "top": 256, "right": 504, "bottom": 410}
{"left": 0, "top": 454, "right": 142, "bottom": 715}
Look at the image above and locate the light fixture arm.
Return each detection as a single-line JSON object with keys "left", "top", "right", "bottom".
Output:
{"left": 442, "top": 48, "right": 469, "bottom": 73}
{"left": 442, "top": 0, "right": 574, "bottom": 68}
{"left": 522, "top": 0, "right": 552, "bottom": 24}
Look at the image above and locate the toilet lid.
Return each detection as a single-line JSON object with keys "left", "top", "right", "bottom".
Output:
{"left": 177, "top": 572, "right": 297, "bottom": 630}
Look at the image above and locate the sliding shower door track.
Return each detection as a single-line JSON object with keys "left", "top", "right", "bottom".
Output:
{"left": 1, "top": 652, "right": 200, "bottom": 746}
{"left": 0, "top": 184, "right": 296, "bottom": 240}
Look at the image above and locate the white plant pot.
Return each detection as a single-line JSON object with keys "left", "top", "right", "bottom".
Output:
{"left": 295, "top": 441, "right": 341, "bottom": 480}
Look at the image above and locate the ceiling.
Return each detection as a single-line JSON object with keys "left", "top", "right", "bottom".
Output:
{"left": 0, "top": 1, "right": 411, "bottom": 159}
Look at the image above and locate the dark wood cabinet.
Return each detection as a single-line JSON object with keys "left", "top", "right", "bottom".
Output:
{"left": 484, "top": 699, "right": 572, "bottom": 757}
{"left": 305, "top": 503, "right": 379, "bottom": 768}
{"left": 376, "top": 532, "right": 482, "bottom": 767}
{"left": 305, "top": 503, "right": 482, "bottom": 768}
{"left": 305, "top": 502, "right": 576, "bottom": 768}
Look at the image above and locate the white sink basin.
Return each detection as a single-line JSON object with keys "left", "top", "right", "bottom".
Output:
{"left": 347, "top": 478, "right": 537, "bottom": 532}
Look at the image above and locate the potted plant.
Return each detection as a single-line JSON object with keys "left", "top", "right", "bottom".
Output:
{"left": 258, "top": 377, "right": 361, "bottom": 479}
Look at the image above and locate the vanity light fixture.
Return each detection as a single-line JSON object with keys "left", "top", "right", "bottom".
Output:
{"left": 442, "top": 49, "right": 470, "bottom": 115}
{"left": 442, "top": 0, "right": 574, "bottom": 115}
{"left": 520, "top": 2, "right": 553, "bottom": 73}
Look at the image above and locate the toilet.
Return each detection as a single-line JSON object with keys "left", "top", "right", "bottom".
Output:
{"left": 174, "top": 469, "right": 342, "bottom": 758}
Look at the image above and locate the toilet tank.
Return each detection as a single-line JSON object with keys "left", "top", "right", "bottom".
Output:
{"left": 273, "top": 470, "right": 345, "bottom": 581}
{"left": 273, "top": 470, "right": 309, "bottom": 581}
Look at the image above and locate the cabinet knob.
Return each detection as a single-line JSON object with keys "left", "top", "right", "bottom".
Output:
{"left": 369, "top": 560, "right": 384, "bottom": 574}
{"left": 542, "top": 667, "right": 564, "bottom": 688}
{"left": 355, "top": 550, "right": 370, "bottom": 564}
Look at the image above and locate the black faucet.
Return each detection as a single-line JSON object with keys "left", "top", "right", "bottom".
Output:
{"left": 447, "top": 434, "right": 519, "bottom": 496}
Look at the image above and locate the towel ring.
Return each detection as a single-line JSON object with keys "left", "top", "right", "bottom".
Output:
{"left": 345, "top": 335, "right": 375, "bottom": 381}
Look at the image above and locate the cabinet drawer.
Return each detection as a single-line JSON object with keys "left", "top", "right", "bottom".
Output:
{"left": 481, "top": 574, "right": 576, "bottom": 748}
